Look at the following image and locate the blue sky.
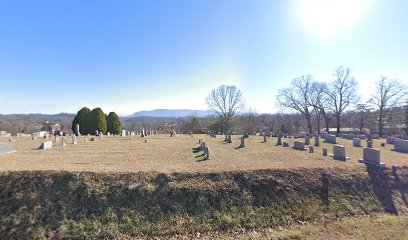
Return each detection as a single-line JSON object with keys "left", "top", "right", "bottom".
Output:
{"left": 0, "top": 0, "right": 407, "bottom": 114}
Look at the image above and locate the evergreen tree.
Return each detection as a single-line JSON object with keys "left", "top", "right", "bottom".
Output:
{"left": 71, "top": 107, "right": 91, "bottom": 135}
{"left": 106, "top": 112, "right": 122, "bottom": 135}
{"left": 88, "top": 108, "right": 107, "bottom": 134}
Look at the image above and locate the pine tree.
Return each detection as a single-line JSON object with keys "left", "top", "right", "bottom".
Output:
{"left": 71, "top": 107, "right": 91, "bottom": 135}
{"left": 88, "top": 108, "right": 107, "bottom": 134}
{"left": 106, "top": 112, "right": 122, "bottom": 135}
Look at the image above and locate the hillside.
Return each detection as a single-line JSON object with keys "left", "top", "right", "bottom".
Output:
{"left": 1, "top": 167, "right": 407, "bottom": 239}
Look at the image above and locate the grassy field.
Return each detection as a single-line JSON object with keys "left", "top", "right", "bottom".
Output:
{"left": 172, "top": 214, "right": 408, "bottom": 240}
{"left": 0, "top": 134, "right": 407, "bottom": 173}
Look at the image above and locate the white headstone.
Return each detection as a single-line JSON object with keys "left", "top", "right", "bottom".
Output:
{"left": 72, "top": 134, "right": 78, "bottom": 144}
{"left": 39, "top": 141, "right": 52, "bottom": 150}
{"left": 75, "top": 124, "right": 80, "bottom": 136}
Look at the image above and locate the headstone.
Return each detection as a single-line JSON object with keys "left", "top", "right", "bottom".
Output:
{"left": 330, "top": 145, "right": 350, "bottom": 161}
{"left": 314, "top": 135, "right": 320, "bottom": 147}
{"left": 305, "top": 135, "right": 310, "bottom": 145}
{"left": 367, "top": 141, "right": 373, "bottom": 148}
{"left": 99, "top": 132, "right": 103, "bottom": 140}
{"left": 227, "top": 134, "right": 232, "bottom": 143}
{"left": 358, "top": 148, "right": 385, "bottom": 168}
{"left": 76, "top": 124, "right": 80, "bottom": 136}
{"left": 84, "top": 136, "right": 88, "bottom": 143}
{"left": 72, "top": 134, "right": 78, "bottom": 144}
{"left": 121, "top": 130, "right": 126, "bottom": 137}
{"left": 204, "top": 147, "right": 210, "bottom": 160}
{"left": 309, "top": 146, "right": 314, "bottom": 153}
{"left": 277, "top": 132, "right": 282, "bottom": 145}
{"left": 352, "top": 138, "right": 361, "bottom": 147}
{"left": 324, "top": 134, "right": 337, "bottom": 144}
{"left": 323, "top": 148, "right": 328, "bottom": 156}
{"left": 292, "top": 141, "right": 306, "bottom": 151}
{"left": 391, "top": 140, "right": 408, "bottom": 153}
{"left": 95, "top": 130, "right": 99, "bottom": 136}
{"left": 240, "top": 136, "right": 245, "bottom": 148}
{"left": 283, "top": 142, "right": 289, "bottom": 147}
{"left": 201, "top": 141, "right": 206, "bottom": 151}
{"left": 263, "top": 134, "right": 267, "bottom": 143}
{"left": 0, "top": 142, "right": 16, "bottom": 155}
{"left": 61, "top": 137, "right": 67, "bottom": 146}
{"left": 39, "top": 141, "right": 52, "bottom": 150}
{"left": 107, "top": 132, "right": 110, "bottom": 136}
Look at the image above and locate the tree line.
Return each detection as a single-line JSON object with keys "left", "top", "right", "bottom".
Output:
{"left": 71, "top": 107, "right": 122, "bottom": 135}
{"left": 275, "top": 66, "right": 407, "bottom": 136}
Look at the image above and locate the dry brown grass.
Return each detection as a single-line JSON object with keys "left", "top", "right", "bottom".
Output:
{"left": 1, "top": 134, "right": 407, "bottom": 173}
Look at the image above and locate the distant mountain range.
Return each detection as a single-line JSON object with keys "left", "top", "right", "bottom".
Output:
{"left": 128, "top": 109, "right": 209, "bottom": 118}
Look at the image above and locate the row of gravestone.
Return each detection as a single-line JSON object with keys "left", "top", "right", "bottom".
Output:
{"left": 38, "top": 134, "right": 102, "bottom": 150}
{"left": 287, "top": 140, "right": 386, "bottom": 168}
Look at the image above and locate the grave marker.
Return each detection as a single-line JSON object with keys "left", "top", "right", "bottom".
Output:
{"left": 72, "top": 134, "right": 78, "bottom": 144}
{"left": 293, "top": 141, "right": 306, "bottom": 151}
{"left": 330, "top": 145, "right": 350, "bottom": 161}
{"left": 324, "top": 134, "right": 337, "bottom": 144}
{"left": 39, "top": 141, "right": 52, "bottom": 150}
{"left": 353, "top": 138, "right": 361, "bottom": 147}
{"left": 314, "top": 135, "right": 320, "bottom": 147}
{"left": 323, "top": 148, "right": 328, "bottom": 156}
{"left": 358, "top": 148, "right": 386, "bottom": 168}
{"left": 305, "top": 135, "right": 310, "bottom": 145}
{"left": 204, "top": 147, "right": 210, "bottom": 160}
{"left": 240, "top": 136, "right": 245, "bottom": 148}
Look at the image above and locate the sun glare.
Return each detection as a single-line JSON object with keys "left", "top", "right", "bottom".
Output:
{"left": 297, "top": 0, "right": 373, "bottom": 37}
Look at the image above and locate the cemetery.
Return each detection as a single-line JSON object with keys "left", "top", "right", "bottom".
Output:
{"left": 1, "top": 134, "right": 408, "bottom": 172}
{"left": 1, "top": 132, "right": 408, "bottom": 239}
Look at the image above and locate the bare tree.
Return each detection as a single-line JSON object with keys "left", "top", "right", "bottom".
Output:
{"left": 369, "top": 77, "right": 407, "bottom": 137}
{"left": 206, "top": 85, "right": 245, "bottom": 141}
{"left": 325, "top": 66, "right": 359, "bottom": 134}
{"left": 309, "top": 81, "right": 334, "bottom": 133}
{"left": 355, "top": 103, "right": 372, "bottom": 133}
{"left": 276, "top": 75, "right": 315, "bottom": 133}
